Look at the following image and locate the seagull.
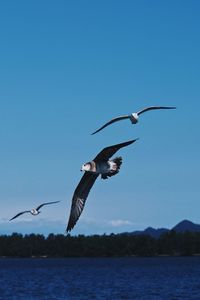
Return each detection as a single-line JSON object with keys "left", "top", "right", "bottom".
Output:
{"left": 9, "top": 201, "right": 60, "bottom": 221}
{"left": 66, "top": 139, "right": 138, "bottom": 232}
{"left": 91, "top": 106, "right": 176, "bottom": 135}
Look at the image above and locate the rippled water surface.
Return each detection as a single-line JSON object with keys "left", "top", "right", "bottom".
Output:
{"left": 0, "top": 257, "right": 200, "bottom": 299}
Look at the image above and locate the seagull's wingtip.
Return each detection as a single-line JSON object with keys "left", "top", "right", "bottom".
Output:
{"left": 164, "top": 106, "right": 177, "bottom": 109}
{"left": 132, "top": 137, "right": 139, "bottom": 142}
{"left": 91, "top": 131, "right": 97, "bottom": 135}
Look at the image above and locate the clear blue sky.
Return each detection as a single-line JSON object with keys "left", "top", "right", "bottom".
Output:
{"left": 0, "top": 1, "right": 199, "bottom": 235}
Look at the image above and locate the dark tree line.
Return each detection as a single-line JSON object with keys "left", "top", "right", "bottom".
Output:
{"left": 0, "top": 231, "right": 200, "bottom": 257}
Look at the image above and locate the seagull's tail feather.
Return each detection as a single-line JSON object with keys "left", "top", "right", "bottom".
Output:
{"left": 113, "top": 156, "right": 122, "bottom": 170}
{"left": 102, "top": 156, "right": 123, "bottom": 179}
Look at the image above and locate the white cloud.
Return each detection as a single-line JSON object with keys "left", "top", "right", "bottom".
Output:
{"left": 0, "top": 215, "right": 145, "bottom": 236}
{"left": 0, "top": 218, "right": 66, "bottom": 236}
{"left": 109, "top": 219, "right": 133, "bottom": 227}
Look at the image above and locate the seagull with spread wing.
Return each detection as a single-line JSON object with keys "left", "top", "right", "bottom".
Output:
{"left": 9, "top": 201, "right": 60, "bottom": 221}
{"left": 92, "top": 106, "right": 176, "bottom": 135}
{"left": 66, "top": 139, "right": 138, "bottom": 232}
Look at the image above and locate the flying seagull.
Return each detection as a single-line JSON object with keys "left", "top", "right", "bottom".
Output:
{"left": 9, "top": 201, "right": 60, "bottom": 221}
{"left": 92, "top": 106, "right": 176, "bottom": 135}
{"left": 66, "top": 139, "right": 138, "bottom": 232}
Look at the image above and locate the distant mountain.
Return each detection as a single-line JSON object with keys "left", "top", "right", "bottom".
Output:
{"left": 128, "top": 227, "right": 169, "bottom": 239}
{"left": 124, "top": 220, "right": 200, "bottom": 238}
{"left": 172, "top": 219, "right": 200, "bottom": 233}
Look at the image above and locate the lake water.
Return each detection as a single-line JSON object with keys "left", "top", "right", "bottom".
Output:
{"left": 0, "top": 257, "right": 200, "bottom": 299}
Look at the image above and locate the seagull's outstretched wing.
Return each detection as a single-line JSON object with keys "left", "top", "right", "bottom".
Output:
{"left": 9, "top": 211, "right": 30, "bottom": 221}
{"left": 66, "top": 139, "right": 138, "bottom": 232}
{"left": 36, "top": 201, "right": 60, "bottom": 211}
{"left": 91, "top": 115, "right": 130, "bottom": 135}
{"left": 137, "top": 106, "right": 176, "bottom": 115}
{"left": 66, "top": 173, "right": 99, "bottom": 232}
{"left": 93, "top": 139, "right": 138, "bottom": 162}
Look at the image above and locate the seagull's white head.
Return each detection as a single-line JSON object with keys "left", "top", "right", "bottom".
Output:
{"left": 130, "top": 113, "right": 139, "bottom": 124}
{"left": 81, "top": 162, "right": 92, "bottom": 172}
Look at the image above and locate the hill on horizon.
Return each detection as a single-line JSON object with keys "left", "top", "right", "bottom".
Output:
{"left": 123, "top": 219, "right": 200, "bottom": 238}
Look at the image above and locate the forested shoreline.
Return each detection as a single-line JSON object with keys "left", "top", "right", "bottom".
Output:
{"left": 0, "top": 230, "right": 200, "bottom": 257}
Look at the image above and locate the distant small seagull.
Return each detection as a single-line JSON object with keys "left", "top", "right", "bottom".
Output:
{"left": 66, "top": 139, "right": 138, "bottom": 232}
{"left": 92, "top": 106, "right": 176, "bottom": 135}
{"left": 9, "top": 201, "right": 60, "bottom": 221}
